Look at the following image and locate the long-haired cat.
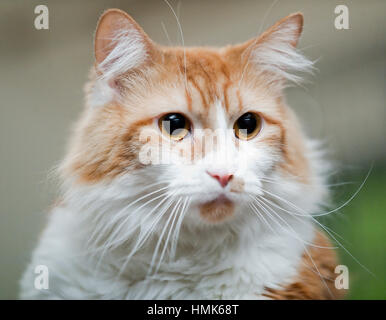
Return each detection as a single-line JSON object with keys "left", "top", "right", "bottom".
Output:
{"left": 20, "top": 9, "right": 344, "bottom": 299}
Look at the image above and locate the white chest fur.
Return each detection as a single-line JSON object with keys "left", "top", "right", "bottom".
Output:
{"left": 20, "top": 203, "right": 314, "bottom": 299}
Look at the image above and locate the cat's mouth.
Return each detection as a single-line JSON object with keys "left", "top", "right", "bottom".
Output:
{"left": 199, "top": 195, "right": 235, "bottom": 223}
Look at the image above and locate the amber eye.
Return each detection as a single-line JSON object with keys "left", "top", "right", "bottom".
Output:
{"left": 233, "top": 112, "right": 262, "bottom": 140}
{"left": 158, "top": 113, "right": 191, "bottom": 141}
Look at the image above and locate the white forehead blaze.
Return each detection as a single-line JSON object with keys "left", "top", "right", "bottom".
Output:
{"left": 214, "top": 100, "right": 228, "bottom": 130}
{"left": 196, "top": 101, "right": 239, "bottom": 175}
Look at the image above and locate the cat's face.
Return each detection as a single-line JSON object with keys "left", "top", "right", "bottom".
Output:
{"left": 61, "top": 9, "right": 317, "bottom": 226}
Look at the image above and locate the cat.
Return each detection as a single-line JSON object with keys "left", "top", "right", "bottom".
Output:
{"left": 20, "top": 9, "right": 344, "bottom": 299}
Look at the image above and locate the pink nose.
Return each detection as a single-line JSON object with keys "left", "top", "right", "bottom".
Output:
{"left": 207, "top": 171, "right": 233, "bottom": 188}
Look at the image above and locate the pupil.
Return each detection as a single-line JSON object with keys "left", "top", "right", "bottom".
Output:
{"left": 165, "top": 113, "right": 186, "bottom": 134}
{"left": 237, "top": 113, "right": 257, "bottom": 134}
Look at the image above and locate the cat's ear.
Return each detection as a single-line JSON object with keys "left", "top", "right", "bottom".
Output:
{"left": 94, "top": 9, "right": 156, "bottom": 81}
{"left": 230, "top": 13, "right": 313, "bottom": 85}
{"left": 254, "top": 12, "right": 303, "bottom": 49}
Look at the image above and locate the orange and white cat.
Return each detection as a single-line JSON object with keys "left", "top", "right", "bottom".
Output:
{"left": 20, "top": 9, "right": 343, "bottom": 299}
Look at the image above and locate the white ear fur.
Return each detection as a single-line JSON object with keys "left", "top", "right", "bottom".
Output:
{"left": 97, "top": 28, "right": 147, "bottom": 83}
{"left": 91, "top": 9, "right": 151, "bottom": 107}
{"left": 250, "top": 13, "right": 314, "bottom": 85}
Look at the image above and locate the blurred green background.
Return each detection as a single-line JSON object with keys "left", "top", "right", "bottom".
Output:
{"left": 0, "top": 0, "right": 385, "bottom": 299}
{"left": 322, "top": 165, "right": 386, "bottom": 299}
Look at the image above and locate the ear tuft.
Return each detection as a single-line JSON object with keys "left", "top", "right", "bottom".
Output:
{"left": 90, "top": 9, "right": 155, "bottom": 107}
{"left": 243, "top": 12, "right": 314, "bottom": 86}
{"left": 258, "top": 12, "right": 304, "bottom": 48}
{"left": 94, "top": 9, "right": 152, "bottom": 81}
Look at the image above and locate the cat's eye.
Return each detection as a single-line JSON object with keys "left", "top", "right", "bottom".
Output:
{"left": 233, "top": 112, "right": 262, "bottom": 140}
{"left": 158, "top": 113, "right": 191, "bottom": 141}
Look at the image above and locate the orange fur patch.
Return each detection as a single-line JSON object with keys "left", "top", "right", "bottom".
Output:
{"left": 61, "top": 104, "right": 146, "bottom": 183}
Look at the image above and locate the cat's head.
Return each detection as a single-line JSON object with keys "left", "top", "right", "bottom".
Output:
{"left": 61, "top": 9, "right": 326, "bottom": 228}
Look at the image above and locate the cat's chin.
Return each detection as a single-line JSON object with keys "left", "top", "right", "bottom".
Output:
{"left": 198, "top": 195, "right": 235, "bottom": 223}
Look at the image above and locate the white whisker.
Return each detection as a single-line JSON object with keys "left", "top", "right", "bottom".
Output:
{"left": 163, "top": 0, "right": 187, "bottom": 89}
{"left": 170, "top": 197, "right": 190, "bottom": 260}
{"left": 253, "top": 179, "right": 375, "bottom": 276}
{"left": 86, "top": 184, "right": 169, "bottom": 248}
{"left": 115, "top": 194, "right": 177, "bottom": 280}
{"left": 151, "top": 198, "right": 184, "bottom": 275}
{"left": 148, "top": 197, "right": 182, "bottom": 275}
{"left": 88, "top": 188, "right": 169, "bottom": 252}
{"left": 92, "top": 192, "right": 174, "bottom": 276}
{"left": 256, "top": 198, "right": 335, "bottom": 297}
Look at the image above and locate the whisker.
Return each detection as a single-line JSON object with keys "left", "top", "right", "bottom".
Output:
{"left": 147, "top": 198, "right": 181, "bottom": 275}
{"left": 88, "top": 188, "right": 169, "bottom": 252}
{"left": 92, "top": 192, "right": 174, "bottom": 275}
{"left": 170, "top": 197, "right": 190, "bottom": 260}
{"left": 248, "top": 201, "right": 334, "bottom": 288}
{"left": 254, "top": 185, "right": 375, "bottom": 276}
{"left": 86, "top": 184, "right": 170, "bottom": 247}
{"left": 115, "top": 194, "right": 177, "bottom": 280}
{"left": 260, "top": 195, "right": 347, "bottom": 244}
{"left": 248, "top": 198, "right": 276, "bottom": 234}
{"left": 238, "top": 0, "right": 281, "bottom": 88}
{"left": 257, "top": 197, "right": 337, "bottom": 250}
{"left": 260, "top": 164, "right": 372, "bottom": 217}
{"left": 260, "top": 176, "right": 353, "bottom": 188}
{"left": 163, "top": 0, "right": 187, "bottom": 89}
{"left": 161, "top": 21, "right": 173, "bottom": 46}
{"left": 256, "top": 198, "right": 335, "bottom": 297}
{"left": 150, "top": 197, "right": 184, "bottom": 275}
{"left": 322, "top": 224, "right": 351, "bottom": 245}
{"left": 257, "top": 0, "right": 280, "bottom": 35}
